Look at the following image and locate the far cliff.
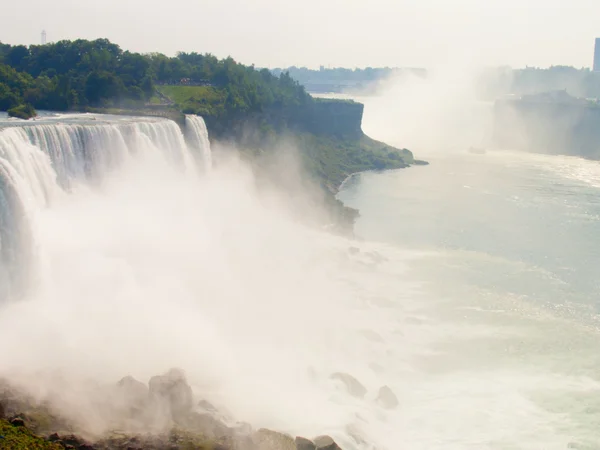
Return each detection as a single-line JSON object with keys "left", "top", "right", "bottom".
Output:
{"left": 493, "top": 90, "right": 600, "bottom": 159}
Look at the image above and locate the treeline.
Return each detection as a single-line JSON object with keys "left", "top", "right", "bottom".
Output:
{"left": 270, "top": 66, "right": 426, "bottom": 84}
{"left": 0, "top": 38, "right": 310, "bottom": 118}
{"left": 477, "top": 66, "right": 600, "bottom": 100}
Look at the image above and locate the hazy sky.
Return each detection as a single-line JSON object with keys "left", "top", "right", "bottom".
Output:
{"left": 2, "top": 0, "right": 599, "bottom": 70}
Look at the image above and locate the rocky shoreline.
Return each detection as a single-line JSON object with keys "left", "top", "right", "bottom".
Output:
{"left": 0, "top": 369, "right": 345, "bottom": 450}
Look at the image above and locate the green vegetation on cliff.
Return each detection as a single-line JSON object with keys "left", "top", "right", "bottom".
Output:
{"left": 0, "top": 39, "right": 310, "bottom": 117}
{"left": 0, "top": 38, "right": 423, "bottom": 231}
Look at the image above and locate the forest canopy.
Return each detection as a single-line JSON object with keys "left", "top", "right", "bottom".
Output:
{"left": 0, "top": 38, "right": 310, "bottom": 117}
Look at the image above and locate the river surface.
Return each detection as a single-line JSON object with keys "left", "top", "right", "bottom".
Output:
{"left": 338, "top": 149, "right": 600, "bottom": 449}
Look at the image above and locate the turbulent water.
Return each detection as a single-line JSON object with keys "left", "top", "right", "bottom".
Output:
{"left": 338, "top": 150, "right": 600, "bottom": 449}
{"left": 1, "top": 109, "right": 600, "bottom": 449}
{"left": 0, "top": 113, "right": 207, "bottom": 300}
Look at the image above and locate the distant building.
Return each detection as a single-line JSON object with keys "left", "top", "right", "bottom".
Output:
{"left": 594, "top": 38, "right": 600, "bottom": 71}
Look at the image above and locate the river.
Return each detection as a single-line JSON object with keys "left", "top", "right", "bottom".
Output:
{"left": 337, "top": 149, "right": 600, "bottom": 449}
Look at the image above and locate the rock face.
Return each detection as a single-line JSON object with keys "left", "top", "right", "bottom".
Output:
{"left": 306, "top": 99, "right": 365, "bottom": 138}
{"left": 314, "top": 435, "right": 342, "bottom": 450}
{"left": 330, "top": 372, "right": 367, "bottom": 399}
{"left": 376, "top": 385, "right": 399, "bottom": 409}
{"left": 148, "top": 368, "right": 193, "bottom": 419}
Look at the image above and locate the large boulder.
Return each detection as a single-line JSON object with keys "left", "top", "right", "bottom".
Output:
{"left": 148, "top": 368, "right": 193, "bottom": 419}
{"left": 115, "top": 376, "right": 148, "bottom": 410}
{"left": 313, "top": 435, "right": 342, "bottom": 450}
{"left": 253, "top": 428, "right": 295, "bottom": 450}
{"left": 330, "top": 373, "right": 367, "bottom": 399}
{"left": 376, "top": 385, "right": 399, "bottom": 409}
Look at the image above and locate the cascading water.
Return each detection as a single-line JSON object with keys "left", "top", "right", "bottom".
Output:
{"left": 0, "top": 114, "right": 210, "bottom": 302}
{"left": 184, "top": 114, "right": 213, "bottom": 171}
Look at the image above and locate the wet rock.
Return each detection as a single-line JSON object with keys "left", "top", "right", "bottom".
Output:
{"left": 48, "top": 432, "right": 61, "bottom": 441}
{"left": 376, "top": 385, "right": 399, "bottom": 409}
{"left": 10, "top": 417, "right": 25, "bottom": 427}
{"left": 296, "top": 436, "right": 317, "bottom": 450}
{"left": 149, "top": 368, "right": 193, "bottom": 419}
{"left": 60, "top": 433, "right": 89, "bottom": 448}
{"left": 253, "top": 428, "right": 295, "bottom": 450}
{"left": 313, "top": 435, "right": 342, "bottom": 450}
{"left": 0, "top": 401, "right": 4, "bottom": 419}
{"left": 330, "top": 372, "right": 367, "bottom": 398}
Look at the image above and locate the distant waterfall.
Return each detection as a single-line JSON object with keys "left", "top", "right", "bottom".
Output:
{"left": 0, "top": 115, "right": 203, "bottom": 302}
{"left": 184, "top": 115, "right": 212, "bottom": 171}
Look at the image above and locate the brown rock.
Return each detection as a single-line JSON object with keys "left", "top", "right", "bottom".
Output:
{"left": 10, "top": 417, "right": 25, "bottom": 427}
{"left": 296, "top": 436, "right": 317, "bottom": 450}
{"left": 48, "top": 433, "right": 61, "bottom": 442}
{"left": 313, "top": 435, "right": 342, "bottom": 450}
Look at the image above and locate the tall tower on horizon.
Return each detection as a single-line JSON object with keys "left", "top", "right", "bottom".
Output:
{"left": 41, "top": 30, "right": 47, "bottom": 45}
{"left": 594, "top": 38, "right": 600, "bottom": 71}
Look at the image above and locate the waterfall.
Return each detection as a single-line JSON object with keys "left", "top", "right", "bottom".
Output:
{"left": 0, "top": 115, "right": 207, "bottom": 302}
{"left": 184, "top": 115, "right": 212, "bottom": 171}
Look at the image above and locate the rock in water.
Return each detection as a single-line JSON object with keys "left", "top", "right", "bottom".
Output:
{"left": 330, "top": 372, "right": 367, "bottom": 398}
{"left": 376, "top": 385, "right": 399, "bottom": 409}
{"left": 296, "top": 436, "right": 317, "bottom": 450}
{"left": 149, "top": 368, "right": 193, "bottom": 418}
{"left": 313, "top": 435, "right": 342, "bottom": 450}
{"left": 253, "top": 428, "right": 296, "bottom": 450}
